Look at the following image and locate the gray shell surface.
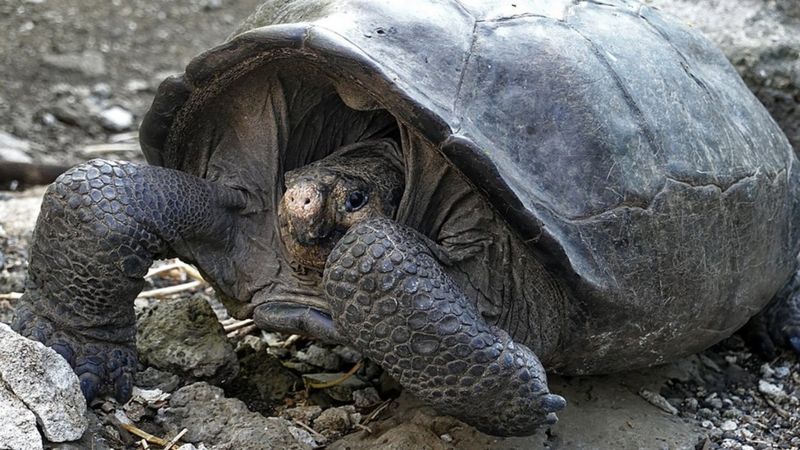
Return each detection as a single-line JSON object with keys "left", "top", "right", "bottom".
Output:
{"left": 140, "top": 0, "right": 799, "bottom": 372}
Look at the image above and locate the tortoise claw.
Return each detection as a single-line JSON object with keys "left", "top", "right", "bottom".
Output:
{"left": 13, "top": 303, "right": 136, "bottom": 403}
{"left": 541, "top": 393, "right": 567, "bottom": 413}
{"left": 78, "top": 373, "right": 103, "bottom": 402}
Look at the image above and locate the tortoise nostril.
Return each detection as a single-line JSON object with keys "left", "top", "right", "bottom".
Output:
{"left": 304, "top": 198, "right": 310, "bottom": 205}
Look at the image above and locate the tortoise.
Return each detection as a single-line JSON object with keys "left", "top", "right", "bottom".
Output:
{"left": 12, "top": 0, "right": 800, "bottom": 436}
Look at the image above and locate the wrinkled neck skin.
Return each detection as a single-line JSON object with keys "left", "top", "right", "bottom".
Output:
{"left": 278, "top": 139, "right": 405, "bottom": 273}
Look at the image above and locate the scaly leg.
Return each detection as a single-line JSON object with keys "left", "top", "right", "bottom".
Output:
{"left": 323, "top": 217, "right": 564, "bottom": 436}
{"left": 13, "top": 159, "right": 244, "bottom": 401}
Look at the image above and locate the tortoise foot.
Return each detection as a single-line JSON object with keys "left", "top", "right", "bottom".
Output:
{"left": 323, "top": 218, "right": 564, "bottom": 436}
{"left": 13, "top": 302, "right": 136, "bottom": 402}
{"left": 743, "top": 268, "right": 800, "bottom": 358}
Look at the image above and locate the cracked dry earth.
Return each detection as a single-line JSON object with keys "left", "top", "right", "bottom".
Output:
{"left": 2, "top": 0, "right": 800, "bottom": 449}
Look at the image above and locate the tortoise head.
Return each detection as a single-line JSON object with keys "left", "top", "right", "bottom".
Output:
{"left": 278, "top": 140, "right": 404, "bottom": 270}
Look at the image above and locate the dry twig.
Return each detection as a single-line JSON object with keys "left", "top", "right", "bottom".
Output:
{"left": 363, "top": 399, "right": 393, "bottom": 425}
{"left": 354, "top": 423, "right": 373, "bottom": 434}
{"left": 293, "top": 419, "right": 328, "bottom": 443}
{"left": 223, "top": 319, "right": 255, "bottom": 333}
{"left": 146, "top": 261, "right": 204, "bottom": 282}
{"left": 119, "top": 423, "right": 179, "bottom": 449}
{"left": 162, "top": 428, "right": 188, "bottom": 450}
{"left": 281, "top": 334, "right": 301, "bottom": 348}
{"left": 137, "top": 281, "right": 202, "bottom": 298}
{"left": 763, "top": 397, "right": 791, "bottom": 419}
{"left": 227, "top": 324, "right": 258, "bottom": 338}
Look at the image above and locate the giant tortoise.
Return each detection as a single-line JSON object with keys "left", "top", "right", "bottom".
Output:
{"left": 12, "top": 0, "right": 800, "bottom": 436}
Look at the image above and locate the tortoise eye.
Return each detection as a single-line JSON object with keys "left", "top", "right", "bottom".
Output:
{"left": 345, "top": 191, "right": 368, "bottom": 212}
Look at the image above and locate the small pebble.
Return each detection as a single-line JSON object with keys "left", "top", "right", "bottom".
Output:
{"left": 758, "top": 380, "right": 786, "bottom": 401}
{"left": 296, "top": 345, "right": 342, "bottom": 371}
{"left": 352, "top": 387, "right": 382, "bottom": 409}
{"left": 720, "top": 420, "right": 737, "bottom": 431}
{"left": 773, "top": 366, "right": 790, "bottom": 379}
{"left": 313, "top": 406, "right": 356, "bottom": 438}
{"left": 97, "top": 106, "right": 134, "bottom": 131}
{"left": 288, "top": 426, "right": 319, "bottom": 447}
{"left": 760, "top": 363, "right": 775, "bottom": 379}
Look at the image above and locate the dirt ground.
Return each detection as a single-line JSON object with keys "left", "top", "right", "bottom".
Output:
{"left": 1, "top": 1, "right": 799, "bottom": 449}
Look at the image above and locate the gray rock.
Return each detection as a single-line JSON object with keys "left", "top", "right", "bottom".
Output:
{"left": 96, "top": 106, "right": 134, "bottom": 132}
{"left": 41, "top": 50, "right": 106, "bottom": 77}
{"left": 757, "top": 380, "right": 787, "bottom": 401}
{"left": 352, "top": 387, "right": 382, "bottom": 409}
{"left": 288, "top": 426, "right": 318, "bottom": 448}
{"left": 135, "top": 366, "right": 181, "bottom": 393}
{"left": 0, "top": 386, "right": 42, "bottom": 450}
{"left": 0, "top": 323, "right": 87, "bottom": 442}
{"left": 776, "top": 0, "right": 800, "bottom": 19}
{"left": 45, "top": 410, "right": 114, "bottom": 450}
{"left": 295, "top": 344, "right": 342, "bottom": 371}
{"left": 160, "top": 382, "right": 311, "bottom": 450}
{"left": 136, "top": 297, "right": 238, "bottom": 384}
{"left": 224, "top": 348, "right": 300, "bottom": 415}
{"left": 774, "top": 366, "right": 791, "bottom": 379}
{"left": 283, "top": 405, "right": 323, "bottom": 423}
{"left": 332, "top": 345, "right": 363, "bottom": 364}
{"left": 639, "top": 389, "right": 678, "bottom": 415}
{"left": 645, "top": 0, "right": 800, "bottom": 151}
{"left": 313, "top": 406, "right": 359, "bottom": 439}
{"left": 0, "top": 131, "right": 33, "bottom": 163}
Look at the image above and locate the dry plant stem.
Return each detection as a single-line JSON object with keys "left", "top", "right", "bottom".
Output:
{"left": 355, "top": 423, "right": 373, "bottom": 434}
{"left": 223, "top": 318, "right": 254, "bottom": 332}
{"left": 763, "top": 397, "right": 791, "bottom": 419}
{"left": 108, "top": 131, "right": 139, "bottom": 143}
{"left": 145, "top": 262, "right": 187, "bottom": 279}
{"left": 137, "top": 280, "right": 202, "bottom": 298}
{"left": 226, "top": 324, "right": 257, "bottom": 338}
{"left": 306, "top": 361, "right": 364, "bottom": 389}
{"left": 119, "top": 423, "right": 180, "bottom": 450}
{"left": 146, "top": 260, "right": 204, "bottom": 282}
{"left": 162, "top": 428, "right": 188, "bottom": 450}
{"left": 281, "top": 334, "right": 301, "bottom": 348}
{"left": 293, "top": 419, "right": 328, "bottom": 442}
{"left": 0, "top": 293, "right": 22, "bottom": 300}
{"left": 363, "top": 399, "right": 393, "bottom": 425}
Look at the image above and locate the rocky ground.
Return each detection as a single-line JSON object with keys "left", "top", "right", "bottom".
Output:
{"left": 1, "top": 0, "right": 800, "bottom": 449}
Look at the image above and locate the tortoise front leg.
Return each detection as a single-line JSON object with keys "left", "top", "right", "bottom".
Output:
{"left": 323, "top": 218, "right": 565, "bottom": 436}
{"left": 12, "top": 159, "right": 245, "bottom": 402}
{"left": 743, "top": 266, "right": 800, "bottom": 358}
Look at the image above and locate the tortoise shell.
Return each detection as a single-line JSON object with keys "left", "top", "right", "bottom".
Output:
{"left": 140, "top": 0, "right": 799, "bottom": 373}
